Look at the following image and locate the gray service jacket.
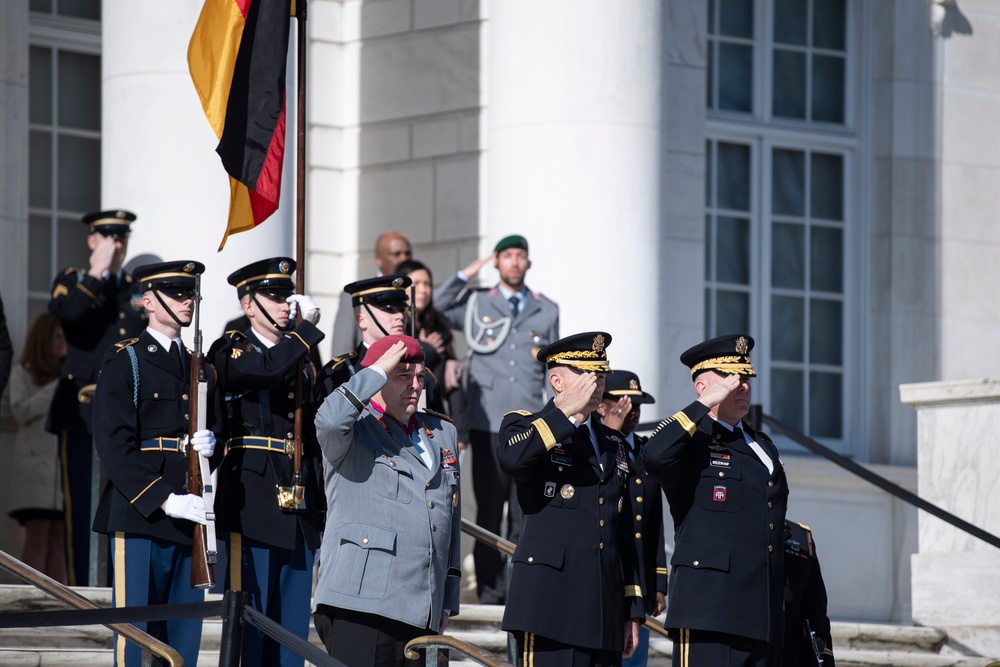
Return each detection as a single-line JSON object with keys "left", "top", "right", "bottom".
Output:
{"left": 314, "top": 367, "right": 462, "bottom": 631}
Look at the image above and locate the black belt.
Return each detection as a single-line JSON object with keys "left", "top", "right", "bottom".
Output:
{"left": 139, "top": 437, "right": 184, "bottom": 453}
{"left": 227, "top": 436, "right": 293, "bottom": 456}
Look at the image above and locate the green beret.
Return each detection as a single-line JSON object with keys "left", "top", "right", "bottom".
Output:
{"left": 494, "top": 234, "right": 529, "bottom": 254}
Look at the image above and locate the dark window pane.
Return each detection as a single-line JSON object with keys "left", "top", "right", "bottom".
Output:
{"left": 57, "top": 0, "right": 100, "bottom": 19}
{"left": 720, "top": 0, "right": 753, "bottom": 38}
{"left": 809, "top": 298, "right": 842, "bottom": 364}
{"left": 717, "top": 216, "right": 750, "bottom": 285}
{"left": 29, "top": 215, "right": 53, "bottom": 292}
{"left": 718, "top": 43, "right": 753, "bottom": 113}
{"left": 706, "top": 141, "right": 714, "bottom": 206}
{"left": 57, "top": 215, "right": 90, "bottom": 270}
{"left": 716, "top": 290, "right": 750, "bottom": 335}
{"left": 705, "top": 290, "right": 712, "bottom": 339}
{"left": 774, "top": 0, "right": 807, "bottom": 45}
{"left": 30, "top": 131, "right": 52, "bottom": 208}
{"left": 809, "top": 371, "right": 842, "bottom": 438}
{"left": 772, "top": 49, "right": 806, "bottom": 119}
{"left": 708, "top": 0, "right": 717, "bottom": 35}
{"left": 30, "top": 0, "right": 52, "bottom": 12}
{"left": 771, "top": 295, "right": 804, "bottom": 361}
{"left": 813, "top": 0, "right": 846, "bottom": 50}
{"left": 771, "top": 368, "right": 804, "bottom": 431}
{"left": 810, "top": 152, "right": 843, "bottom": 220}
{"left": 30, "top": 47, "right": 53, "bottom": 125}
{"left": 58, "top": 135, "right": 101, "bottom": 212}
{"left": 707, "top": 42, "right": 716, "bottom": 108}
{"left": 772, "top": 148, "right": 805, "bottom": 216}
{"left": 772, "top": 222, "right": 804, "bottom": 289}
{"left": 58, "top": 51, "right": 101, "bottom": 130}
{"left": 812, "top": 55, "right": 845, "bottom": 123}
{"left": 717, "top": 142, "right": 751, "bottom": 211}
{"left": 705, "top": 215, "right": 714, "bottom": 280}
{"left": 810, "top": 227, "right": 843, "bottom": 292}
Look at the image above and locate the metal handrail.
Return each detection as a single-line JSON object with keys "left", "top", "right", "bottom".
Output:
{"left": 0, "top": 549, "right": 184, "bottom": 666}
{"left": 458, "top": 519, "right": 671, "bottom": 637}
{"left": 405, "top": 635, "right": 512, "bottom": 667}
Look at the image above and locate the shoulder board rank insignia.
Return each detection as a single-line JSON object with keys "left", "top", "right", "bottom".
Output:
{"left": 327, "top": 351, "right": 357, "bottom": 370}
{"left": 231, "top": 348, "right": 243, "bottom": 359}
{"left": 422, "top": 409, "right": 453, "bottom": 423}
{"left": 226, "top": 329, "right": 248, "bottom": 341}
{"left": 52, "top": 284, "right": 69, "bottom": 299}
{"left": 115, "top": 338, "right": 140, "bottom": 352}
{"left": 504, "top": 409, "right": 534, "bottom": 417}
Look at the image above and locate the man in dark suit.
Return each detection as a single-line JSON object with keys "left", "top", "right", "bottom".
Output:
{"left": 48, "top": 209, "right": 147, "bottom": 586}
{"left": 434, "top": 234, "right": 559, "bottom": 604}
{"left": 497, "top": 332, "right": 644, "bottom": 667}
{"left": 208, "top": 257, "right": 325, "bottom": 667}
{"left": 91, "top": 260, "right": 220, "bottom": 667}
{"left": 641, "top": 334, "right": 788, "bottom": 667}
{"left": 784, "top": 520, "right": 836, "bottom": 666}
{"left": 598, "top": 370, "right": 666, "bottom": 667}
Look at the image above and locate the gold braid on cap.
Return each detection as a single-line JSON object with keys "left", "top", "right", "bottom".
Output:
{"left": 690, "top": 355, "right": 756, "bottom": 376}
{"left": 546, "top": 350, "right": 610, "bottom": 371}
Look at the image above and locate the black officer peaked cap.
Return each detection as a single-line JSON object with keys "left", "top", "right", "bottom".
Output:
{"left": 133, "top": 260, "right": 205, "bottom": 294}
{"left": 228, "top": 256, "right": 296, "bottom": 299}
{"left": 536, "top": 331, "right": 612, "bottom": 373}
{"left": 603, "top": 369, "right": 655, "bottom": 404}
{"left": 680, "top": 333, "right": 756, "bottom": 379}
{"left": 345, "top": 274, "right": 411, "bottom": 308}
{"left": 81, "top": 209, "right": 136, "bottom": 237}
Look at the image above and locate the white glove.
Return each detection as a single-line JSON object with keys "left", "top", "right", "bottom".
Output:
{"left": 287, "top": 293, "right": 321, "bottom": 325}
{"left": 186, "top": 429, "right": 216, "bottom": 458}
{"left": 162, "top": 493, "right": 207, "bottom": 525}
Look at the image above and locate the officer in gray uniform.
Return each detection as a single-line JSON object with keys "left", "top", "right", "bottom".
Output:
{"left": 434, "top": 234, "right": 559, "bottom": 604}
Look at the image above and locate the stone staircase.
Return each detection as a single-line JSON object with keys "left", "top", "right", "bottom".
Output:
{"left": 0, "top": 585, "right": 995, "bottom": 666}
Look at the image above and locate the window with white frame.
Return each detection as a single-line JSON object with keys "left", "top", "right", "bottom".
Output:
{"left": 27, "top": 3, "right": 102, "bottom": 324}
{"left": 705, "top": 0, "right": 853, "bottom": 449}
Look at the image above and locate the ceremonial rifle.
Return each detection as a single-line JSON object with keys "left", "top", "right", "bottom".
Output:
{"left": 188, "top": 272, "right": 217, "bottom": 588}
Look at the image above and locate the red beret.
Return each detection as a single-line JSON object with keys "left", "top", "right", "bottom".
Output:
{"left": 361, "top": 334, "right": 425, "bottom": 368}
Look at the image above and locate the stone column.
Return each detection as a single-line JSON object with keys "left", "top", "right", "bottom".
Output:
{"left": 102, "top": 1, "right": 293, "bottom": 339}
{"left": 900, "top": 379, "right": 1000, "bottom": 656}
{"left": 487, "top": 1, "right": 664, "bottom": 376}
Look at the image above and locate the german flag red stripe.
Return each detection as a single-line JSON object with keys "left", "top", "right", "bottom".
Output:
{"left": 188, "top": 0, "right": 291, "bottom": 250}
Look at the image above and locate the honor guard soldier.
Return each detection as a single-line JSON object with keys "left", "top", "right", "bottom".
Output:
{"left": 434, "top": 234, "right": 559, "bottom": 604}
{"left": 598, "top": 370, "right": 667, "bottom": 667}
{"left": 640, "top": 335, "right": 788, "bottom": 667}
{"left": 47, "top": 209, "right": 146, "bottom": 586}
{"left": 208, "top": 257, "right": 325, "bottom": 667}
{"left": 497, "top": 332, "right": 644, "bottom": 667}
{"left": 313, "top": 335, "right": 462, "bottom": 667}
{"left": 320, "top": 275, "right": 444, "bottom": 413}
{"left": 91, "top": 260, "right": 220, "bottom": 667}
{"left": 783, "top": 521, "right": 836, "bottom": 666}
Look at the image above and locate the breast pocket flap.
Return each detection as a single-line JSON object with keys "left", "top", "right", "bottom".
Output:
{"left": 670, "top": 542, "right": 731, "bottom": 572}
{"left": 338, "top": 522, "right": 397, "bottom": 553}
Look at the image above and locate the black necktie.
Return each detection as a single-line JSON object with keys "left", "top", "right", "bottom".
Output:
{"left": 169, "top": 341, "right": 184, "bottom": 375}
{"left": 509, "top": 295, "right": 520, "bottom": 317}
{"left": 731, "top": 426, "right": 744, "bottom": 443}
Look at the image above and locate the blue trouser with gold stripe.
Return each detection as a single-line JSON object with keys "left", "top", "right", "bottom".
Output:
{"left": 110, "top": 533, "right": 204, "bottom": 667}
{"left": 60, "top": 429, "right": 94, "bottom": 586}
{"left": 225, "top": 531, "right": 315, "bottom": 667}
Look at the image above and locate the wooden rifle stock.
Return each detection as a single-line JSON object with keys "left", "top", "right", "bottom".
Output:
{"left": 187, "top": 274, "right": 216, "bottom": 589}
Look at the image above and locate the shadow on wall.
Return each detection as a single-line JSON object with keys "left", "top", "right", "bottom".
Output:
{"left": 930, "top": 0, "right": 973, "bottom": 38}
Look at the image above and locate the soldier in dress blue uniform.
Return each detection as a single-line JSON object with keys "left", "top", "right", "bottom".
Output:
{"left": 434, "top": 234, "right": 559, "bottom": 604}
{"left": 207, "top": 257, "right": 325, "bottom": 667}
{"left": 783, "top": 520, "right": 836, "bottom": 666}
{"left": 47, "top": 209, "right": 147, "bottom": 586}
{"left": 640, "top": 335, "right": 789, "bottom": 667}
{"left": 91, "top": 260, "right": 220, "bottom": 667}
{"left": 598, "top": 370, "right": 667, "bottom": 667}
{"left": 313, "top": 335, "right": 462, "bottom": 667}
{"left": 497, "top": 332, "right": 644, "bottom": 667}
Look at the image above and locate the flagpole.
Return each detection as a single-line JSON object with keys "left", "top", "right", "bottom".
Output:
{"left": 291, "top": 0, "right": 309, "bottom": 510}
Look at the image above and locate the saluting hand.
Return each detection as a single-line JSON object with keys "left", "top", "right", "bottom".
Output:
{"left": 555, "top": 371, "right": 598, "bottom": 418}
{"left": 372, "top": 341, "right": 408, "bottom": 375}
{"left": 87, "top": 235, "right": 118, "bottom": 279}
{"left": 460, "top": 253, "right": 496, "bottom": 280}
{"left": 601, "top": 396, "right": 632, "bottom": 431}
{"left": 697, "top": 373, "right": 742, "bottom": 409}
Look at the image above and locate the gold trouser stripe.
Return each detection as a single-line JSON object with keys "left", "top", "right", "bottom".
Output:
{"left": 523, "top": 632, "right": 534, "bottom": 667}
{"left": 230, "top": 533, "right": 242, "bottom": 591}
{"left": 114, "top": 532, "right": 127, "bottom": 665}
{"left": 59, "top": 432, "right": 76, "bottom": 587}
{"left": 672, "top": 410, "right": 696, "bottom": 437}
{"left": 680, "top": 628, "right": 689, "bottom": 667}
{"left": 531, "top": 418, "right": 557, "bottom": 450}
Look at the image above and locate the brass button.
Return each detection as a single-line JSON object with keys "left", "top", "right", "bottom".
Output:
{"left": 287, "top": 412, "right": 294, "bottom": 419}
{"left": 287, "top": 432, "right": 294, "bottom": 439}
{"left": 390, "top": 461, "right": 397, "bottom": 467}
{"left": 768, "top": 480, "right": 774, "bottom": 487}
{"left": 769, "top": 523, "right": 774, "bottom": 530}
{"left": 426, "top": 481, "right": 431, "bottom": 487}
{"left": 119, "top": 312, "right": 125, "bottom": 319}
{"left": 693, "top": 560, "right": 699, "bottom": 567}
{"left": 599, "top": 542, "right": 605, "bottom": 550}
{"left": 635, "top": 478, "right": 642, "bottom": 485}
{"left": 599, "top": 520, "right": 605, "bottom": 527}
{"left": 428, "top": 502, "right": 434, "bottom": 509}
{"left": 288, "top": 392, "right": 295, "bottom": 399}
{"left": 153, "top": 392, "right": 159, "bottom": 398}
{"left": 362, "top": 537, "right": 369, "bottom": 544}
{"left": 119, "top": 328, "right": 126, "bottom": 335}
{"left": 768, "top": 545, "right": 774, "bottom": 552}
{"left": 528, "top": 557, "right": 534, "bottom": 563}
{"left": 599, "top": 497, "right": 605, "bottom": 505}
{"left": 768, "top": 501, "right": 773, "bottom": 508}
{"left": 431, "top": 524, "right": 437, "bottom": 532}
{"left": 184, "top": 413, "right": 190, "bottom": 420}
{"left": 635, "top": 514, "right": 642, "bottom": 521}
{"left": 719, "top": 471, "right": 725, "bottom": 478}
{"left": 636, "top": 496, "right": 643, "bottom": 503}
{"left": 182, "top": 394, "right": 189, "bottom": 401}
{"left": 67, "top": 374, "right": 74, "bottom": 380}
{"left": 635, "top": 532, "right": 642, "bottom": 539}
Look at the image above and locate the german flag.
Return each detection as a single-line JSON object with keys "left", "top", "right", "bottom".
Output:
{"left": 188, "top": 0, "right": 292, "bottom": 250}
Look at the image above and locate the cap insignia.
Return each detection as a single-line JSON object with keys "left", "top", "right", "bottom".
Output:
{"left": 279, "top": 261, "right": 290, "bottom": 273}
{"left": 183, "top": 262, "right": 196, "bottom": 273}
{"left": 115, "top": 211, "right": 127, "bottom": 219}
{"left": 735, "top": 336, "right": 749, "bottom": 355}
{"left": 629, "top": 379, "right": 639, "bottom": 390}
{"left": 592, "top": 334, "right": 606, "bottom": 353}
{"left": 392, "top": 277, "right": 404, "bottom": 288}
